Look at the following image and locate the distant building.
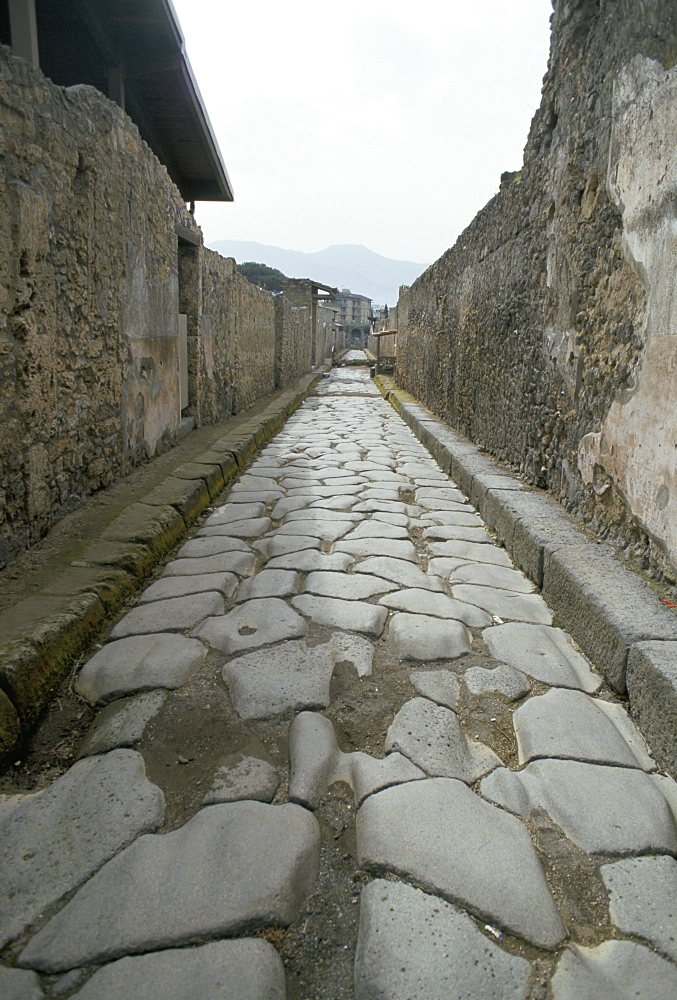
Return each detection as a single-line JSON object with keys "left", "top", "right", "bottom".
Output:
{"left": 328, "top": 289, "right": 372, "bottom": 347}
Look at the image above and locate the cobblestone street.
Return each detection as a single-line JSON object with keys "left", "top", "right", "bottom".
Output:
{"left": 2, "top": 364, "right": 676, "bottom": 1000}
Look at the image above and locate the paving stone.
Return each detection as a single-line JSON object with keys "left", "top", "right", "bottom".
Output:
{"left": 235, "top": 570, "right": 300, "bottom": 602}
{"left": 363, "top": 471, "right": 410, "bottom": 484}
{"left": 280, "top": 477, "right": 322, "bottom": 489}
{"left": 0, "top": 750, "right": 164, "bottom": 948}
{"left": 237, "top": 476, "right": 279, "bottom": 490}
{"left": 273, "top": 520, "right": 354, "bottom": 542}
{"left": 202, "top": 757, "right": 280, "bottom": 805}
{"left": 110, "top": 591, "right": 224, "bottom": 639}
{"left": 70, "top": 938, "right": 286, "bottom": 1000}
{"left": 379, "top": 588, "right": 492, "bottom": 626}
{"left": 19, "top": 801, "right": 320, "bottom": 973}
{"left": 271, "top": 496, "right": 312, "bottom": 518}
{"left": 550, "top": 940, "right": 677, "bottom": 1000}
{"left": 480, "top": 759, "right": 677, "bottom": 854}
{"left": 285, "top": 509, "right": 362, "bottom": 523}
{"left": 427, "top": 541, "right": 514, "bottom": 566}
{"left": 0, "top": 967, "right": 44, "bottom": 1000}
{"left": 409, "top": 669, "right": 461, "bottom": 710}
{"left": 253, "top": 535, "right": 321, "bottom": 558}
{"left": 329, "top": 631, "right": 376, "bottom": 677}
{"left": 416, "top": 497, "right": 474, "bottom": 513}
{"left": 447, "top": 562, "right": 536, "bottom": 592}
{"left": 289, "top": 712, "right": 425, "bottom": 809}
{"left": 354, "top": 499, "right": 408, "bottom": 515}
{"left": 224, "top": 489, "right": 282, "bottom": 504}
{"left": 386, "top": 698, "right": 500, "bottom": 782}
{"left": 223, "top": 639, "right": 336, "bottom": 718}
{"left": 354, "top": 557, "right": 444, "bottom": 591}
{"left": 399, "top": 463, "right": 447, "bottom": 479}
{"left": 292, "top": 595, "right": 387, "bottom": 637}
{"left": 288, "top": 484, "right": 363, "bottom": 498}
{"left": 354, "top": 879, "right": 532, "bottom": 1000}
{"left": 359, "top": 488, "right": 402, "bottom": 501}
{"left": 75, "top": 634, "right": 207, "bottom": 704}
{"left": 303, "top": 571, "right": 397, "bottom": 600}
{"left": 77, "top": 691, "right": 167, "bottom": 757}
{"left": 138, "top": 572, "right": 238, "bottom": 603}
{"left": 514, "top": 688, "right": 656, "bottom": 769}
{"left": 423, "top": 524, "right": 493, "bottom": 544}
{"left": 415, "top": 486, "right": 468, "bottom": 504}
{"left": 176, "top": 535, "right": 251, "bottom": 556}
{"left": 356, "top": 778, "right": 566, "bottom": 949}
{"left": 464, "top": 664, "right": 531, "bottom": 701}
{"left": 193, "top": 598, "right": 307, "bottom": 655}
{"left": 268, "top": 550, "right": 355, "bottom": 573}
{"left": 204, "top": 517, "right": 272, "bottom": 538}
{"left": 451, "top": 584, "right": 552, "bottom": 624}
{"left": 335, "top": 538, "right": 418, "bottom": 562}
{"left": 309, "top": 496, "right": 359, "bottom": 510}
{"left": 421, "top": 510, "right": 481, "bottom": 526}
{"left": 163, "top": 551, "right": 256, "bottom": 577}
{"left": 601, "top": 856, "right": 677, "bottom": 962}
{"left": 371, "top": 511, "right": 410, "bottom": 527}
{"left": 389, "top": 613, "right": 472, "bottom": 661}
{"left": 483, "top": 623, "right": 602, "bottom": 692}
{"left": 342, "top": 520, "right": 408, "bottom": 540}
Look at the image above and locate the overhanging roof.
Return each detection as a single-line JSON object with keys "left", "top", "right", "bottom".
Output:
{"left": 24, "top": 0, "right": 233, "bottom": 202}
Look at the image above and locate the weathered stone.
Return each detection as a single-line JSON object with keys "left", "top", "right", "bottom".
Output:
{"left": 0, "top": 750, "right": 164, "bottom": 948}
{"left": 19, "top": 802, "right": 320, "bottom": 973}
{"left": 202, "top": 757, "right": 279, "bottom": 805}
{"left": 205, "top": 502, "right": 264, "bottom": 524}
{"left": 464, "top": 664, "right": 531, "bottom": 700}
{"left": 415, "top": 486, "right": 468, "bottom": 504}
{"left": 336, "top": 538, "right": 418, "bottom": 561}
{"left": 292, "top": 595, "right": 387, "bottom": 637}
{"left": 163, "top": 551, "right": 256, "bottom": 577}
{"left": 342, "top": 520, "right": 408, "bottom": 539}
{"left": 514, "top": 688, "right": 656, "bottom": 769}
{"left": 303, "top": 571, "right": 397, "bottom": 600}
{"left": 379, "top": 588, "right": 492, "bottom": 626}
{"left": 0, "top": 967, "right": 43, "bottom": 1000}
{"left": 427, "top": 541, "right": 514, "bottom": 566}
{"left": 480, "top": 759, "right": 677, "bottom": 854}
{"left": 253, "top": 535, "right": 321, "bottom": 558}
{"left": 356, "top": 778, "right": 566, "bottom": 949}
{"left": 451, "top": 584, "right": 552, "bottom": 625}
{"left": 420, "top": 510, "right": 482, "bottom": 527}
{"left": 626, "top": 640, "right": 677, "bottom": 775}
{"left": 386, "top": 698, "right": 500, "bottom": 782}
{"left": 267, "top": 550, "right": 354, "bottom": 573}
{"left": 77, "top": 691, "right": 167, "bottom": 757}
{"left": 483, "top": 623, "right": 601, "bottom": 692}
{"left": 409, "top": 669, "right": 461, "bottom": 710}
{"left": 274, "top": 520, "right": 354, "bottom": 542}
{"left": 75, "top": 634, "right": 207, "bottom": 704}
{"left": 601, "top": 856, "right": 677, "bottom": 962}
{"left": 551, "top": 941, "right": 677, "bottom": 1000}
{"left": 389, "top": 613, "right": 472, "bottom": 661}
{"left": 193, "top": 598, "right": 307, "bottom": 655}
{"left": 110, "top": 591, "right": 224, "bottom": 639}
{"left": 423, "top": 524, "right": 493, "bottom": 544}
{"left": 354, "top": 557, "right": 444, "bottom": 591}
{"left": 448, "top": 562, "right": 536, "bottom": 592}
{"left": 285, "top": 508, "right": 362, "bottom": 523}
{"left": 138, "top": 572, "right": 238, "bottom": 603}
{"left": 235, "top": 570, "right": 300, "bottom": 602}
{"left": 175, "top": 535, "right": 251, "bottom": 557}
{"left": 354, "top": 879, "right": 531, "bottom": 1000}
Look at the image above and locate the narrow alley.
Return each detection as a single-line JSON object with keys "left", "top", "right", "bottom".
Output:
{"left": 2, "top": 361, "right": 675, "bottom": 1000}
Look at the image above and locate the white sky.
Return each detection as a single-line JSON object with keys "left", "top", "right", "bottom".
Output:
{"left": 171, "top": 0, "right": 553, "bottom": 264}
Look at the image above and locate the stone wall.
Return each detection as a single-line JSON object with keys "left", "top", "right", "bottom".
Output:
{"left": 396, "top": 0, "right": 677, "bottom": 583}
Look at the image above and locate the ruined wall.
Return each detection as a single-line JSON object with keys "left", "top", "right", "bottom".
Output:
{"left": 396, "top": 0, "right": 677, "bottom": 582}
{"left": 276, "top": 280, "right": 314, "bottom": 386}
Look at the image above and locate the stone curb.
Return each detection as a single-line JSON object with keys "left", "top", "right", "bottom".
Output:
{"left": 376, "top": 380, "right": 677, "bottom": 775}
{"left": 0, "top": 372, "right": 321, "bottom": 757}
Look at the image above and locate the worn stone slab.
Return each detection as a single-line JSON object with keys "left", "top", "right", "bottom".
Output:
{"left": 285, "top": 508, "right": 362, "bottom": 523}
{"left": 0, "top": 967, "right": 43, "bottom": 1000}
{"left": 448, "top": 562, "right": 536, "bottom": 593}
{"left": 480, "top": 759, "right": 677, "bottom": 855}
{"left": 309, "top": 496, "right": 359, "bottom": 511}
{"left": 354, "top": 557, "right": 444, "bottom": 592}
{"left": 19, "top": 802, "right": 320, "bottom": 973}
{"left": 354, "top": 879, "right": 531, "bottom": 1000}
{"left": 303, "top": 571, "right": 397, "bottom": 600}
{"left": 464, "top": 664, "right": 531, "bottom": 701}
{"left": 223, "top": 489, "right": 282, "bottom": 504}
{"left": 274, "top": 520, "right": 354, "bottom": 542}
{"left": 427, "top": 541, "right": 514, "bottom": 566}
{"left": 551, "top": 940, "right": 677, "bottom": 1000}
{"left": 626, "top": 640, "right": 677, "bottom": 775}
{"left": 335, "top": 538, "right": 418, "bottom": 562}
{"left": 253, "top": 535, "right": 321, "bottom": 559}
{"left": 292, "top": 595, "right": 387, "bottom": 637}
{"left": 193, "top": 598, "right": 307, "bottom": 655}
{"left": 163, "top": 551, "right": 256, "bottom": 577}
{"left": 415, "top": 486, "right": 468, "bottom": 504}
{"left": 268, "top": 550, "right": 355, "bottom": 573}
{"left": 329, "top": 631, "right": 376, "bottom": 677}
{"left": 484, "top": 623, "right": 601, "bottom": 692}
{"left": 271, "top": 496, "right": 312, "bottom": 518}
{"left": 421, "top": 510, "right": 482, "bottom": 527}
{"left": 77, "top": 691, "right": 167, "bottom": 757}
{"left": 287, "top": 484, "right": 363, "bottom": 498}
{"left": 202, "top": 757, "right": 280, "bottom": 805}
{"left": 237, "top": 476, "right": 279, "bottom": 490}
{"left": 223, "top": 639, "right": 336, "bottom": 719}
{"left": 386, "top": 698, "right": 500, "bottom": 782}
{"left": 110, "top": 591, "right": 224, "bottom": 639}
{"left": 138, "top": 572, "right": 238, "bottom": 603}
{"left": 235, "top": 570, "right": 300, "bottom": 602}
{"left": 357, "top": 778, "right": 566, "bottom": 949}
{"left": 378, "top": 588, "right": 492, "bottom": 627}
{"left": 601, "top": 856, "right": 677, "bottom": 962}
{"left": 514, "top": 688, "right": 656, "bottom": 769}
{"left": 176, "top": 535, "right": 251, "bottom": 557}
{"left": 204, "top": 502, "right": 264, "bottom": 524}
{"left": 359, "top": 488, "right": 401, "bottom": 501}
{"left": 354, "top": 499, "right": 408, "bottom": 515}
{"left": 0, "top": 750, "right": 164, "bottom": 948}
{"left": 423, "top": 524, "right": 493, "bottom": 545}
{"left": 371, "top": 511, "right": 410, "bottom": 527}
{"left": 289, "top": 712, "right": 425, "bottom": 809}
{"left": 71, "top": 938, "right": 286, "bottom": 1000}
{"left": 203, "top": 517, "right": 272, "bottom": 538}
{"left": 409, "top": 669, "right": 461, "bottom": 710}
{"left": 341, "top": 521, "right": 407, "bottom": 540}
{"left": 389, "top": 613, "right": 472, "bottom": 661}
{"left": 451, "top": 584, "right": 552, "bottom": 625}
{"left": 75, "top": 634, "right": 207, "bottom": 704}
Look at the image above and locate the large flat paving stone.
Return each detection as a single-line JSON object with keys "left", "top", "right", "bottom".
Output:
{"left": 354, "top": 879, "right": 531, "bottom": 1000}
{"left": 0, "top": 967, "right": 43, "bottom": 1000}
{"left": 550, "top": 940, "right": 677, "bottom": 1000}
{"left": 356, "top": 778, "right": 566, "bottom": 949}
{"left": 354, "top": 557, "right": 444, "bottom": 592}
{"left": 110, "top": 591, "right": 224, "bottom": 639}
{"left": 409, "top": 669, "right": 461, "bottom": 710}
{"left": 202, "top": 757, "right": 280, "bottom": 805}
{"left": 274, "top": 520, "right": 354, "bottom": 542}
{"left": 253, "top": 535, "right": 321, "bottom": 558}
{"left": 601, "top": 856, "right": 677, "bottom": 962}
{"left": 193, "top": 598, "right": 307, "bottom": 654}
{"left": 163, "top": 551, "right": 256, "bottom": 577}
{"left": 175, "top": 535, "right": 252, "bottom": 556}
{"left": 427, "top": 541, "right": 514, "bottom": 566}
{"left": 19, "top": 801, "right": 320, "bottom": 973}
{"left": 342, "top": 520, "right": 408, "bottom": 539}
{"left": 480, "top": 759, "right": 677, "bottom": 854}
{"left": 386, "top": 698, "right": 500, "bottom": 782}
{"left": 204, "top": 502, "right": 264, "bottom": 523}
{"left": 336, "top": 538, "right": 418, "bottom": 562}
{"left": 223, "top": 639, "right": 338, "bottom": 718}
{"left": 379, "top": 588, "right": 492, "bottom": 626}
{"left": 77, "top": 691, "right": 167, "bottom": 757}
{"left": 0, "top": 750, "right": 164, "bottom": 948}
{"left": 304, "top": 571, "right": 397, "bottom": 600}
{"left": 464, "top": 664, "right": 531, "bottom": 701}
{"left": 285, "top": 508, "right": 362, "bottom": 523}
{"left": 75, "top": 634, "right": 207, "bottom": 704}
{"left": 389, "top": 613, "right": 472, "bottom": 661}
{"left": 71, "top": 938, "right": 287, "bottom": 1000}
{"left": 451, "top": 584, "right": 552, "bottom": 625}
{"left": 514, "top": 688, "right": 656, "bottom": 769}
{"left": 423, "top": 524, "right": 494, "bottom": 544}
{"left": 483, "top": 623, "right": 601, "bottom": 692}
{"left": 292, "top": 595, "right": 387, "bottom": 637}
{"left": 138, "top": 572, "right": 238, "bottom": 603}
{"left": 235, "top": 570, "right": 300, "bottom": 601}
{"left": 267, "top": 550, "right": 354, "bottom": 573}
{"left": 447, "top": 562, "right": 536, "bottom": 592}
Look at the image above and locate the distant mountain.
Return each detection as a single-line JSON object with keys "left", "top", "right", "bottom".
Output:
{"left": 207, "top": 240, "right": 428, "bottom": 306}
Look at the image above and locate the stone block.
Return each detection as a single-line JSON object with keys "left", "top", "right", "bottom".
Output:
{"left": 171, "top": 462, "right": 224, "bottom": 499}
{"left": 101, "top": 503, "right": 186, "bottom": 558}
{"left": 142, "top": 475, "right": 211, "bottom": 524}
{"left": 76, "top": 540, "right": 157, "bottom": 581}
{"left": 626, "top": 640, "right": 677, "bottom": 775}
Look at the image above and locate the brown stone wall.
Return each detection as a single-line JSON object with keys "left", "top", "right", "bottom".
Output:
{"left": 396, "top": 0, "right": 677, "bottom": 582}
{"left": 275, "top": 280, "right": 314, "bottom": 387}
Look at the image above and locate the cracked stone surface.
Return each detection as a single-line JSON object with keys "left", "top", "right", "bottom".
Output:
{"left": 163, "top": 550, "right": 256, "bottom": 577}
{"left": 409, "top": 669, "right": 461, "bottom": 710}
{"left": 193, "top": 598, "right": 307, "bottom": 654}
{"left": 386, "top": 698, "right": 501, "bottom": 782}
{"left": 483, "top": 623, "right": 602, "bottom": 691}
{"left": 137, "top": 571, "right": 238, "bottom": 603}
{"left": 18, "top": 802, "right": 320, "bottom": 973}
{"left": 353, "top": 556, "right": 445, "bottom": 591}
{"left": 463, "top": 663, "right": 531, "bottom": 700}
{"left": 0, "top": 967, "right": 43, "bottom": 1000}
{"left": 291, "top": 594, "right": 388, "bottom": 637}
{"left": 357, "top": 778, "right": 566, "bottom": 949}
{"left": 303, "top": 571, "right": 397, "bottom": 600}
{"left": 354, "top": 879, "right": 532, "bottom": 1000}
{"left": 0, "top": 750, "right": 164, "bottom": 948}
{"left": 601, "top": 856, "right": 677, "bottom": 961}
{"left": 447, "top": 562, "right": 536, "bottom": 592}
{"left": 550, "top": 941, "right": 677, "bottom": 999}
{"left": 379, "top": 588, "right": 493, "bottom": 626}
{"left": 175, "top": 535, "right": 252, "bottom": 556}
{"left": 389, "top": 613, "right": 472, "bottom": 661}
{"left": 77, "top": 691, "right": 168, "bottom": 757}
{"left": 202, "top": 757, "right": 280, "bottom": 805}
{"left": 110, "top": 591, "right": 224, "bottom": 639}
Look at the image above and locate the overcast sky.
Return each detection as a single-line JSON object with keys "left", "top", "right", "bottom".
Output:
{"left": 171, "top": 0, "right": 553, "bottom": 265}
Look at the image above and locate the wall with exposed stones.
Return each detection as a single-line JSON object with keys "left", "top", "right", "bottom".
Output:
{"left": 396, "top": 0, "right": 677, "bottom": 583}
